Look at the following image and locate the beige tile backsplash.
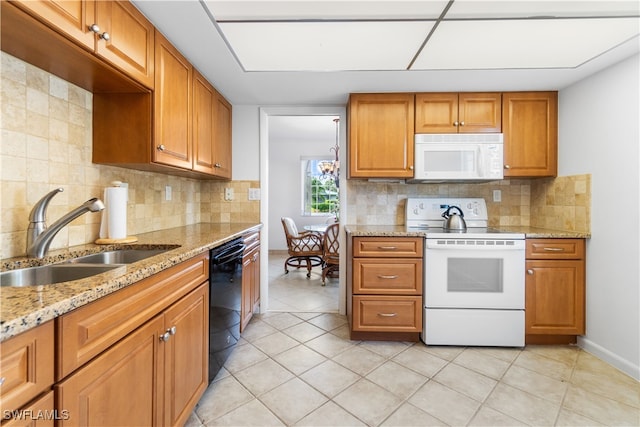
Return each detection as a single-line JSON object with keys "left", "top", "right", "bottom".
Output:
{"left": 347, "top": 174, "right": 591, "bottom": 233}
{"left": 0, "top": 53, "right": 259, "bottom": 259}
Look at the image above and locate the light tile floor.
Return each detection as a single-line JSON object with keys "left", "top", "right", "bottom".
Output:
{"left": 186, "top": 254, "right": 640, "bottom": 427}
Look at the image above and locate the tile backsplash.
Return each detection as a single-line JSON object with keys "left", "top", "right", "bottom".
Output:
{"left": 0, "top": 52, "right": 258, "bottom": 259}
{"left": 347, "top": 174, "right": 591, "bottom": 233}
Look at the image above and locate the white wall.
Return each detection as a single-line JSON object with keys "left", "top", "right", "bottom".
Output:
{"left": 231, "top": 106, "right": 261, "bottom": 181}
{"left": 559, "top": 54, "right": 640, "bottom": 380}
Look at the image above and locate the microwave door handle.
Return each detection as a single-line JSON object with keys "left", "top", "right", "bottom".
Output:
{"left": 476, "top": 146, "right": 484, "bottom": 177}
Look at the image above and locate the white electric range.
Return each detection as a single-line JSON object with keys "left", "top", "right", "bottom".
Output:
{"left": 406, "top": 197, "right": 526, "bottom": 347}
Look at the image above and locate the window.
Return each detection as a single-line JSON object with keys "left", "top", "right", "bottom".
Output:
{"left": 301, "top": 157, "right": 338, "bottom": 216}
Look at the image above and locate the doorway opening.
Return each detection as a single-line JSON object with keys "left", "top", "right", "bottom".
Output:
{"left": 259, "top": 107, "right": 347, "bottom": 315}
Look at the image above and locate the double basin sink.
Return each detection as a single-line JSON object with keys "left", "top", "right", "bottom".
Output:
{"left": 1, "top": 248, "right": 173, "bottom": 287}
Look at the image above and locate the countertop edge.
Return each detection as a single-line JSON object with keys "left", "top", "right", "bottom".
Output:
{"left": 344, "top": 225, "right": 590, "bottom": 239}
{"left": 1, "top": 223, "right": 262, "bottom": 342}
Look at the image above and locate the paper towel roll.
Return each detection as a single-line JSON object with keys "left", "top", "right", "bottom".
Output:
{"left": 99, "top": 184, "right": 127, "bottom": 240}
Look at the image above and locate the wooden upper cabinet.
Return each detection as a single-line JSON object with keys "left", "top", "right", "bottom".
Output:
{"left": 348, "top": 93, "right": 415, "bottom": 178}
{"left": 154, "top": 30, "right": 193, "bottom": 170}
{"left": 415, "top": 92, "right": 502, "bottom": 133}
{"left": 12, "top": 0, "right": 154, "bottom": 89}
{"left": 193, "top": 70, "right": 217, "bottom": 175}
{"left": 94, "top": 1, "right": 154, "bottom": 89}
{"left": 502, "top": 91, "right": 558, "bottom": 177}
{"left": 213, "top": 90, "right": 233, "bottom": 179}
{"left": 191, "top": 69, "right": 233, "bottom": 178}
{"left": 11, "top": 0, "right": 96, "bottom": 49}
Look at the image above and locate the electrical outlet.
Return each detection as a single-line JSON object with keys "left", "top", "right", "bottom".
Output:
{"left": 224, "top": 188, "right": 234, "bottom": 201}
{"left": 165, "top": 185, "right": 172, "bottom": 201}
{"left": 248, "top": 188, "right": 261, "bottom": 200}
{"left": 493, "top": 189, "right": 502, "bottom": 202}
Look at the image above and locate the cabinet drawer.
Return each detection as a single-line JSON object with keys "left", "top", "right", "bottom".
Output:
{"left": 526, "top": 239, "right": 585, "bottom": 260}
{"left": 353, "top": 259, "right": 422, "bottom": 294}
{"left": 57, "top": 254, "right": 208, "bottom": 380}
{"left": 352, "top": 296, "right": 422, "bottom": 332}
{"left": 2, "top": 390, "right": 55, "bottom": 427}
{"left": 353, "top": 237, "right": 423, "bottom": 258}
{"left": 243, "top": 230, "right": 261, "bottom": 253}
{"left": 0, "top": 321, "right": 54, "bottom": 414}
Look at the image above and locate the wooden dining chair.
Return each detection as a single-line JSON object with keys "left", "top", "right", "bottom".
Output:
{"left": 281, "top": 217, "right": 323, "bottom": 278}
{"left": 321, "top": 223, "right": 340, "bottom": 286}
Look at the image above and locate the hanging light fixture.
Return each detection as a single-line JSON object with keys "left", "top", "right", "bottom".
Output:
{"left": 330, "top": 118, "right": 339, "bottom": 177}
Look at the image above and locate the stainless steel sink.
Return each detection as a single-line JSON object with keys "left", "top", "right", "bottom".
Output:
{"left": 65, "top": 249, "right": 169, "bottom": 264}
{"left": 0, "top": 264, "right": 124, "bottom": 287}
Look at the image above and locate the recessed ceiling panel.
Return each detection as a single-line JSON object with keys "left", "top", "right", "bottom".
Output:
{"left": 205, "top": 0, "right": 448, "bottom": 20}
{"left": 446, "top": 0, "right": 640, "bottom": 19}
{"left": 412, "top": 18, "right": 640, "bottom": 70}
{"left": 218, "top": 21, "right": 435, "bottom": 71}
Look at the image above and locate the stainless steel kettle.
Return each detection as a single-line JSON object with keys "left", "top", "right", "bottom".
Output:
{"left": 442, "top": 205, "right": 467, "bottom": 231}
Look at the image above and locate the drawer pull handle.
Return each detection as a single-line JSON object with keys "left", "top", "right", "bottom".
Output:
{"left": 377, "top": 246, "right": 397, "bottom": 250}
{"left": 543, "top": 247, "right": 565, "bottom": 252}
{"left": 378, "top": 275, "right": 399, "bottom": 280}
{"left": 378, "top": 313, "right": 398, "bottom": 317}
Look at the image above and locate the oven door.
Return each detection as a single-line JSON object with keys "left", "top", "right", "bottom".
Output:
{"left": 424, "top": 238, "right": 525, "bottom": 309}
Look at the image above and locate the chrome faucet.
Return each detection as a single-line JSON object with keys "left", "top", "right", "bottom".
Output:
{"left": 27, "top": 188, "right": 105, "bottom": 258}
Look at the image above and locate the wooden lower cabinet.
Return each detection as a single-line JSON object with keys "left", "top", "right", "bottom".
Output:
{"left": 525, "top": 239, "right": 585, "bottom": 344}
{"left": 56, "top": 283, "right": 208, "bottom": 426}
{"left": 2, "top": 391, "right": 56, "bottom": 427}
{"left": 349, "top": 236, "right": 423, "bottom": 341}
{"left": 241, "top": 231, "right": 261, "bottom": 332}
{"left": 0, "top": 322, "right": 54, "bottom": 425}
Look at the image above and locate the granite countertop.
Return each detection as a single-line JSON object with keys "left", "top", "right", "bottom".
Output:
{"left": 0, "top": 222, "right": 261, "bottom": 342}
{"left": 345, "top": 224, "right": 590, "bottom": 239}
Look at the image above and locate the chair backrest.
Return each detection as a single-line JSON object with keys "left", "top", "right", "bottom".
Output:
{"left": 323, "top": 223, "right": 340, "bottom": 256}
{"left": 281, "top": 217, "right": 300, "bottom": 239}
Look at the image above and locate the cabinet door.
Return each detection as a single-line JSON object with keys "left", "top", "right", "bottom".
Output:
{"left": 95, "top": 1, "right": 154, "bottom": 89}
{"left": 56, "top": 316, "right": 164, "bottom": 427}
{"left": 251, "top": 247, "right": 261, "bottom": 313}
{"left": 458, "top": 93, "right": 501, "bottom": 133}
{"left": 2, "top": 391, "right": 55, "bottom": 427}
{"left": 0, "top": 321, "right": 54, "bottom": 414}
{"left": 154, "top": 31, "right": 193, "bottom": 170}
{"left": 11, "top": 0, "right": 95, "bottom": 49}
{"left": 415, "top": 93, "right": 458, "bottom": 133}
{"left": 214, "top": 91, "right": 233, "bottom": 179}
{"left": 193, "top": 69, "right": 217, "bottom": 175}
{"left": 163, "top": 284, "right": 208, "bottom": 427}
{"left": 525, "top": 260, "right": 585, "bottom": 335}
{"left": 502, "top": 92, "right": 558, "bottom": 177}
{"left": 348, "top": 93, "right": 415, "bottom": 178}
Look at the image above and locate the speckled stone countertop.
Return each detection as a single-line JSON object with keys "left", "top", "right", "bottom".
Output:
{"left": 0, "top": 222, "right": 261, "bottom": 342}
{"left": 345, "top": 224, "right": 590, "bottom": 239}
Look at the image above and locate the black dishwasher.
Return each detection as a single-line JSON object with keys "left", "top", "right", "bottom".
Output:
{"left": 208, "top": 238, "right": 245, "bottom": 383}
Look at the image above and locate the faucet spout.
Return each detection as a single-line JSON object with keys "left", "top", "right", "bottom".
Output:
{"left": 26, "top": 190, "right": 105, "bottom": 258}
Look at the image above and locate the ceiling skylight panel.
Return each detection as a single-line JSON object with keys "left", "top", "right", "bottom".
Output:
{"left": 218, "top": 21, "right": 435, "bottom": 71}
{"left": 411, "top": 18, "right": 640, "bottom": 70}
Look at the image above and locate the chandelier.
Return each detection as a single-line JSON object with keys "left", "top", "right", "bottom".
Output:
{"left": 316, "top": 118, "right": 340, "bottom": 182}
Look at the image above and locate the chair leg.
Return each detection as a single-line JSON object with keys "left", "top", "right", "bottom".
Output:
{"left": 306, "top": 258, "right": 312, "bottom": 278}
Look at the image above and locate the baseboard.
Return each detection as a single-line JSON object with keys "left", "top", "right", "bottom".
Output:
{"left": 578, "top": 336, "right": 640, "bottom": 381}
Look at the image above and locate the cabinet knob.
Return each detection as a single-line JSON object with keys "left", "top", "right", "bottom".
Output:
{"left": 527, "top": 269, "right": 534, "bottom": 275}
{"left": 157, "top": 144, "right": 166, "bottom": 151}
{"left": 160, "top": 332, "right": 171, "bottom": 342}
{"left": 99, "top": 31, "right": 111, "bottom": 41}
{"left": 214, "top": 163, "right": 222, "bottom": 168}
{"left": 88, "top": 23, "right": 100, "bottom": 33}
{"left": 409, "top": 165, "right": 414, "bottom": 170}
{"left": 453, "top": 121, "right": 459, "bottom": 126}
{"left": 0, "top": 377, "right": 5, "bottom": 386}
{"left": 460, "top": 121, "right": 465, "bottom": 126}
{"left": 168, "top": 326, "right": 177, "bottom": 335}
{"left": 504, "top": 164, "right": 511, "bottom": 170}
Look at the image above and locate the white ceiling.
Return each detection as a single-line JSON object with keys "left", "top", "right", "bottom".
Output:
{"left": 131, "top": 0, "right": 640, "bottom": 105}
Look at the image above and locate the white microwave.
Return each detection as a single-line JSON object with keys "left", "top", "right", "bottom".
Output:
{"left": 410, "top": 133, "right": 504, "bottom": 182}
